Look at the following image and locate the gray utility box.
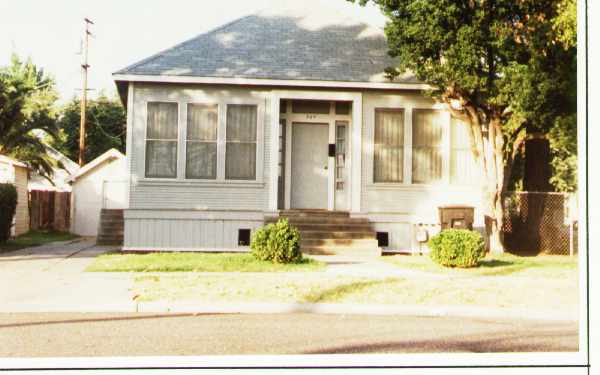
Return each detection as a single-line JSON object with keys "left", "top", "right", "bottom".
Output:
{"left": 439, "top": 205, "right": 475, "bottom": 230}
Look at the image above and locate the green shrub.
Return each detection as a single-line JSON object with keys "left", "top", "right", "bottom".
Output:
{"left": 0, "top": 183, "right": 18, "bottom": 243}
{"left": 250, "top": 219, "right": 302, "bottom": 264}
{"left": 428, "top": 229, "right": 485, "bottom": 268}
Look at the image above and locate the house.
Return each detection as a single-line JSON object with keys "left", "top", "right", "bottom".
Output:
{"left": 112, "top": 11, "right": 483, "bottom": 254}
{"left": 0, "top": 155, "right": 30, "bottom": 236}
{"left": 69, "top": 149, "right": 128, "bottom": 236}
{"left": 28, "top": 145, "right": 80, "bottom": 192}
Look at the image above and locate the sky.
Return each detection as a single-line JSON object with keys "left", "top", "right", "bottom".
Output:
{"left": 0, "top": 0, "right": 386, "bottom": 103}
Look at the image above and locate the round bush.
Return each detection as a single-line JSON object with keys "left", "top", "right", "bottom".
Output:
{"left": 250, "top": 219, "right": 302, "bottom": 264}
{"left": 428, "top": 229, "right": 485, "bottom": 268}
{"left": 0, "top": 183, "right": 18, "bottom": 243}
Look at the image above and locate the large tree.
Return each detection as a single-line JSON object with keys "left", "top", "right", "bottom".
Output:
{"left": 52, "top": 94, "right": 126, "bottom": 163}
{"left": 352, "top": 0, "right": 576, "bottom": 252}
{"left": 0, "top": 55, "right": 59, "bottom": 178}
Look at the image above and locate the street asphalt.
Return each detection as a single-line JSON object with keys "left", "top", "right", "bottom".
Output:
{"left": 0, "top": 312, "right": 578, "bottom": 356}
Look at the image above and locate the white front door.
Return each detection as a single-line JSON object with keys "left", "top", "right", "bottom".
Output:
{"left": 291, "top": 123, "right": 329, "bottom": 209}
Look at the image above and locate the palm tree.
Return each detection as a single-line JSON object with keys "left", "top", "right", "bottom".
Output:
{"left": 0, "top": 54, "right": 59, "bottom": 178}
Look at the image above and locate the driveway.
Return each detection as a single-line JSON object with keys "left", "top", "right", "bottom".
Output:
{"left": 0, "top": 239, "right": 134, "bottom": 312}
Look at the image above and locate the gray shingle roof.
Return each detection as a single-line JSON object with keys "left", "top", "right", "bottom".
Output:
{"left": 115, "top": 14, "right": 417, "bottom": 84}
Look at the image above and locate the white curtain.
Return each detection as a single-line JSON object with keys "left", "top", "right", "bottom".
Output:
{"left": 450, "top": 117, "right": 479, "bottom": 185}
{"left": 226, "top": 105, "right": 257, "bottom": 180}
{"left": 145, "top": 102, "right": 178, "bottom": 178}
{"left": 412, "top": 109, "right": 442, "bottom": 184}
{"left": 374, "top": 109, "right": 404, "bottom": 183}
{"left": 186, "top": 104, "right": 218, "bottom": 179}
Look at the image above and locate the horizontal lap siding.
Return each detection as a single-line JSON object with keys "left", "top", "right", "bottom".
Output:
{"left": 128, "top": 83, "right": 271, "bottom": 211}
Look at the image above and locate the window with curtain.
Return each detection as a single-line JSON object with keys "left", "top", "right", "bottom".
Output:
{"left": 450, "top": 116, "right": 479, "bottom": 185}
{"left": 412, "top": 109, "right": 443, "bottom": 184}
{"left": 145, "top": 102, "right": 178, "bottom": 178}
{"left": 226, "top": 104, "right": 257, "bottom": 180}
{"left": 373, "top": 109, "right": 404, "bottom": 183}
{"left": 186, "top": 104, "right": 218, "bottom": 179}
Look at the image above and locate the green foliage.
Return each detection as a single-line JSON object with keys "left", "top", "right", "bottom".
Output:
{"left": 0, "top": 183, "right": 18, "bottom": 243}
{"left": 0, "top": 54, "right": 59, "bottom": 178}
{"left": 52, "top": 94, "right": 126, "bottom": 163}
{"left": 548, "top": 113, "right": 577, "bottom": 192}
{"left": 428, "top": 229, "right": 485, "bottom": 268}
{"left": 250, "top": 219, "right": 302, "bottom": 264}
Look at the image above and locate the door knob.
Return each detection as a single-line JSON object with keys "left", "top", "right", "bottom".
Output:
{"left": 324, "top": 165, "right": 328, "bottom": 170}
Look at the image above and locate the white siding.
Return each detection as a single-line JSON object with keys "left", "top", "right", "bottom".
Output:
{"left": 128, "top": 83, "right": 272, "bottom": 211}
{"left": 0, "top": 161, "right": 29, "bottom": 236}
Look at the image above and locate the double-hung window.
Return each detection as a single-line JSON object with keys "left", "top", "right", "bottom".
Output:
{"left": 186, "top": 104, "right": 218, "bottom": 179}
{"left": 373, "top": 109, "right": 404, "bottom": 183}
{"left": 450, "top": 116, "right": 479, "bottom": 185}
{"left": 412, "top": 109, "right": 443, "bottom": 184}
{"left": 225, "top": 104, "right": 257, "bottom": 180}
{"left": 145, "top": 102, "right": 178, "bottom": 178}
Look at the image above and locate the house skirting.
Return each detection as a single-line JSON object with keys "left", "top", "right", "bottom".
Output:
{"left": 122, "top": 209, "right": 265, "bottom": 251}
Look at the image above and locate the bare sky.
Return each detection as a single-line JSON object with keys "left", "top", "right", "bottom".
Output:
{"left": 0, "top": 0, "right": 385, "bottom": 103}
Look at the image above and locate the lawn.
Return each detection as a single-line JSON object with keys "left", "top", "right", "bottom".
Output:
{"left": 129, "top": 252, "right": 578, "bottom": 311}
{"left": 0, "top": 230, "right": 78, "bottom": 253}
{"left": 86, "top": 252, "right": 325, "bottom": 272}
{"left": 382, "top": 253, "right": 578, "bottom": 278}
{"left": 132, "top": 272, "right": 578, "bottom": 310}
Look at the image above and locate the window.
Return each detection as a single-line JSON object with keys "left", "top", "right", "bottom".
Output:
{"left": 374, "top": 109, "right": 404, "bottom": 183}
{"left": 145, "top": 102, "right": 178, "bottom": 178}
{"left": 186, "top": 104, "right": 218, "bottom": 179}
{"left": 412, "top": 109, "right": 443, "bottom": 184}
{"left": 226, "top": 104, "right": 257, "bottom": 180}
{"left": 335, "top": 122, "right": 347, "bottom": 190}
{"left": 291, "top": 100, "right": 330, "bottom": 114}
{"left": 450, "top": 117, "right": 479, "bottom": 185}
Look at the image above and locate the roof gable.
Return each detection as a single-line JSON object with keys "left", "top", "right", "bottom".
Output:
{"left": 115, "top": 14, "right": 416, "bottom": 84}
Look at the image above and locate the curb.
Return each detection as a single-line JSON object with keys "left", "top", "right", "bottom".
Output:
{"left": 134, "top": 301, "right": 579, "bottom": 322}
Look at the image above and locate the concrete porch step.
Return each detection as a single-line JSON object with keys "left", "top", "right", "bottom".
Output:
{"left": 301, "top": 238, "right": 379, "bottom": 247}
{"left": 266, "top": 217, "right": 369, "bottom": 225}
{"left": 301, "top": 246, "right": 381, "bottom": 257}
{"left": 279, "top": 210, "right": 350, "bottom": 218}
{"left": 300, "top": 231, "right": 376, "bottom": 240}
{"left": 293, "top": 223, "right": 373, "bottom": 232}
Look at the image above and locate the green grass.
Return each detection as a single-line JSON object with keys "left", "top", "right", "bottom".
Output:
{"left": 383, "top": 253, "right": 578, "bottom": 278}
{"left": 86, "top": 252, "right": 325, "bottom": 272}
{"left": 0, "top": 230, "right": 78, "bottom": 253}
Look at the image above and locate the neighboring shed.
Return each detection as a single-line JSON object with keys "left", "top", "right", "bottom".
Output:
{"left": 28, "top": 145, "right": 80, "bottom": 192}
{"left": 69, "top": 149, "right": 128, "bottom": 236}
{"left": 0, "top": 156, "right": 30, "bottom": 236}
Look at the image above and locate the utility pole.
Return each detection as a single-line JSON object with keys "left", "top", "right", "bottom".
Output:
{"left": 79, "top": 17, "right": 93, "bottom": 166}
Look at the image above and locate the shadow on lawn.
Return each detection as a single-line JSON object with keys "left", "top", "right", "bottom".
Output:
{"left": 302, "top": 278, "right": 401, "bottom": 303}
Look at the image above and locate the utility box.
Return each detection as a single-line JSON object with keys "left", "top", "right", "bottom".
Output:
{"left": 439, "top": 205, "right": 474, "bottom": 230}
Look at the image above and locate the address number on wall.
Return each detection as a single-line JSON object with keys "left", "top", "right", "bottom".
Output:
{"left": 306, "top": 114, "right": 317, "bottom": 119}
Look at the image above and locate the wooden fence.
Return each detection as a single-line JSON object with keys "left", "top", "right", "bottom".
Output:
{"left": 29, "top": 190, "right": 71, "bottom": 232}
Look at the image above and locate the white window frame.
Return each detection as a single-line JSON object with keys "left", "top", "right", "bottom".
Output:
{"left": 372, "top": 107, "right": 406, "bottom": 184}
{"left": 141, "top": 97, "right": 265, "bottom": 185}
{"left": 142, "top": 101, "right": 180, "bottom": 180}
{"left": 184, "top": 102, "right": 219, "bottom": 181}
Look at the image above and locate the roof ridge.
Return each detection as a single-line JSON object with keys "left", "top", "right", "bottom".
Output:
{"left": 114, "top": 14, "right": 256, "bottom": 75}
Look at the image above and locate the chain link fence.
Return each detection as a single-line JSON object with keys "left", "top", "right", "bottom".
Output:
{"left": 501, "top": 191, "right": 578, "bottom": 255}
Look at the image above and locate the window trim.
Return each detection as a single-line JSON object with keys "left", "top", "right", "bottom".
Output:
{"left": 141, "top": 98, "right": 264, "bottom": 184}
{"left": 224, "top": 103, "right": 260, "bottom": 181}
{"left": 143, "top": 101, "right": 180, "bottom": 180}
{"left": 184, "top": 102, "right": 219, "bottom": 181}
{"left": 372, "top": 107, "right": 406, "bottom": 184}
{"left": 411, "top": 108, "right": 445, "bottom": 185}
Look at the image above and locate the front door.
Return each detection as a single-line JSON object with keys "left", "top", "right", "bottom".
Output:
{"left": 291, "top": 123, "right": 329, "bottom": 209}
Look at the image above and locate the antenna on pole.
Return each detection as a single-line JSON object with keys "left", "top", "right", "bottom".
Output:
{"left": 78, "top": 17, "right": 94, "bottom": 166}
